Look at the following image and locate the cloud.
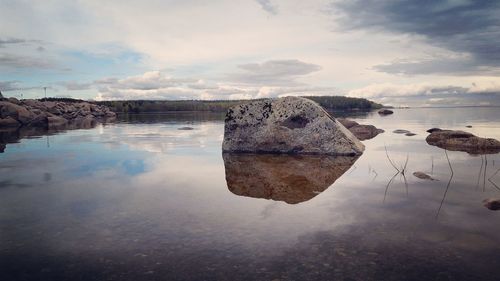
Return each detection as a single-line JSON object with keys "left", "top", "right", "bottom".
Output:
{"left": 62, "top": 81, "right": 93, "bottom": 91}
{"left": 94, "top": 62, "right": 333, "bottom": 101}
{"left": 347, "top": 82, "right": 500, "bottom": 106}
{"left": 255, "top": 0, "right": 278, "bottom": 15}
{"left": 0, "top": 53, "right": 56, "bottom": 69}
{"left": 0, "top": 38, "right": 26, "bottom": 47}
{"left": 0, "top": 81, "right": 22, "bottom": 92}
{"left": 332, "top": 0, "right": 500, "bottom": 75}
{"left": 347, "top": 83, "right": 468, "bottom": 98}
{"left": 229, "top": 59, "right": 322, "bottom": 85}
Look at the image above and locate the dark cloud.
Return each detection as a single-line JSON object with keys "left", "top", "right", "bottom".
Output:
{"left": 255, "top": 0, "right": 278, "bottom": 15}
{"left": 0, "top": 53, "right": 55, "bottom": 69}
{"left": 0, "top": 38, "right": 26, "bottom": 47}
{"left": 230, "top": 59, "right": 321, "bottom": 85}
{"left": 332, "top": 0, "right": 500, "bottom": 75}
{"left": 0, "top": 81, "right": 21, "bottom": 91}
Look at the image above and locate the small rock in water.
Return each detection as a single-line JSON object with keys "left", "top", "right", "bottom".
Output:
{"left": 337, "top": 118, "right": 384, "bottom": 141}
{"left": 466, "top": 125, "right": 472, "bottom": 128}
{"left": 483, "top": 198, "right": 500, "bottom": 211}
{"left": 426, "top": 129, "right": 500, "bottom": 154}
{"left": 393, "top": 129, "right": 410, "bottom": 134}
{"left": 413, "top": 171, "right": 435, "bottom": 180}
{"left": 378, "top": 109, "right": 393, "bottom": 115}
{"left": 405, "top": 132, "right": 417, "bottom": 136}
{"left": 427, "top": 128, "right": 442, "bottom": 133}
{"left": 178, "top": 126, "right": 194, "bottom": 130}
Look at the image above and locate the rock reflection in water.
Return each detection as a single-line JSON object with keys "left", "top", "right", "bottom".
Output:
{"left": 0, "top": 117, "right": 113, "bottom": 153}
{"left": 223, "top": 153, "right": 359, "bottom": 204}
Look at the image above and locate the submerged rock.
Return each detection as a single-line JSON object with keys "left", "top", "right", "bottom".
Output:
{"left": 337, "top": 118, "right": 384, "bottom": 141}
{"left": 426, "top": 130, "right": 500, "bottom": 154}
{"left": 483, "top": 198, "right": 500, "bottom": 211}
{"left": 378, "top": 109, "right": 394, "bottom": 115}
{"left": 223, "top": 153, "right": 359, "bottom": 204}
{"left": 405, "top": 132, "right": 417, "bottom": 136}
{"left": 222, "top": 97, "right": 364, "bottom": 156}
{"left": 413, "top": 171, "right": 435, "bottom": 181}
{"left": 178, "top": 126, "right": 194, "bottom": 130}
{"left": 393, "top": 129, "right": 410, "bottom": 134}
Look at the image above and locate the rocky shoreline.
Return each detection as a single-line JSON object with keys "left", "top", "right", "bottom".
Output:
{"left": 0, "top": 98, "right": 116, "bottom": 129}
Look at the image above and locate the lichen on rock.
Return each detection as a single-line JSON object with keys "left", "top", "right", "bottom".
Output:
{"left": 222, "top": 96, "right": 365, "bottom": 156}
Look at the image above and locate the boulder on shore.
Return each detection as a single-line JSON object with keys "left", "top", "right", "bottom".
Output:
{"left": 0, "top": 99, "right": 116, "bottom": 129}
{"left": 378, "top": 109, "right": 394, "bottom": 115}
{"left": 426, "top": 129, "right": 500, "bottom": 154}
{"left": 337, "top": 118, "right": 384, "bottom": 141}
{"left": 222, "top": 97, "right": 365, "bottom": 156}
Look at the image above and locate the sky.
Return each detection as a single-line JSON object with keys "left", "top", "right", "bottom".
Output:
{"left": 1, "top": 0, "right": 500, "bottom": 107}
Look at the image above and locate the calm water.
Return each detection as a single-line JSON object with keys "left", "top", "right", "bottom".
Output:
{"left": 1, "top": 108, "right": 500, "bottom": 281}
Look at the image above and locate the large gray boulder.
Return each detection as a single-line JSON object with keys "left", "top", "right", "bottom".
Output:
{"left": 222, "top": 96, "right": 365, "bottom": 156}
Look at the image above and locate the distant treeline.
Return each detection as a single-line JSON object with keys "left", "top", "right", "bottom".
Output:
{"left": 96, "top": 96, "right": 383, "bottom": 113}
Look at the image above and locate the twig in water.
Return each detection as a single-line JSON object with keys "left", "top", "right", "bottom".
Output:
{"left": 484, "top": 156, "right": 488, "bottom": 192}
{"left": 372, "top": 169, "right": 378, "bottom": 181}
{"left": 385, "top": 144, "right": 401, "bottom": 173}
{"left": 436, "top": 150, "right": 454, "bottom": 219}
{"left": 383, "top": 171, "right": 399, "bottom": 203}
{"left": 431, "top": 156, "right": 434, "bottom": 175}
{"left": 477, "top": 155, "right": 484, "bottom": 190}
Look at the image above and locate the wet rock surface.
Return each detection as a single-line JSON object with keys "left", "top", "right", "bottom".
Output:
{"left": 413, "top": 171, "right": 435, "bottom": 181}
{"left": 222, "top": 97, "right": 365, "bottom": 156}
{"left": 483, "top": 198, "right": 500, "bottom": 211}
{"left": 427, "top": 128, "right": 442, "bottom": 133}
{"left": 337, "top": 118, "right": 384, "bottom": 141}
{"left": 223, "top": 153, "right": 358, "bottom": 204}
{"left": 393, "top": 129, "right": 410, "bottom": 134}
{"left": 426, "top": 129, "right": 500, "bottom": 154}
{"left": 378, "top": 109, "right": 394, "bottom": 115}
{"left": 0, "top": 99, "right": 116, "bottom": 129}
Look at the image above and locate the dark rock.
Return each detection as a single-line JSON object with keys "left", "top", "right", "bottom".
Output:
{"left": 336, "top": 118, "right": 359, "bottom": 129}
{"left": 349, "top": 124, "right": 384, "bottom": 141}
{"left": 178, "top": 127, "right": 194, "bottom": 130}
{"left": 426, "top": 129, "right": 500, "bottom": 154}
{"left": 47, "top": 116, "right": 68, "bottom": 126}
{"left": 483, "top": 198, "right": 500, "bottom": 211}
{"left": 337, "top": 118, "right": 384, "bottom": 140}
{"left": 223, "top": 153, "right": 359, "bottom": 204}
{"left": 393, "top": 129, "right": 410, "bottom": 134}
{"left": 222, "top": 97, "right": 365, "bottom": 156}
{"left": 466, "top": 125, "right": 472, "bottom": 128}
{"left": 405, "top": 132, "right": 417, "bottom": 136}
{"left": 7, "top": 97, "right": 20, "bottom": 104}
{"left": 413, "top": 171, "right": 435, "bottom": 180}
{"left": 0, "top": 116, "right": 21, "bottom": 127}
{"left": 378, "top": 109, "right": 393, "bottom": 115}
{"left": 427, "top": 128, "right": 442, "bottom": 133}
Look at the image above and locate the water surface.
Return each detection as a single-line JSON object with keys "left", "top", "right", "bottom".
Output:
{"left": 1, "top": 108, "right": 500, "bottom": 281}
